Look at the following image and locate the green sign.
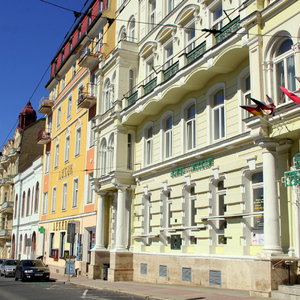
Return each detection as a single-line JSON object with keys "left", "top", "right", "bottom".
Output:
{"left": 170, "top": 158, "right": 213, "bottom": 178}
{"left": 39, "top": 226, "right": 45, "bottom": 234}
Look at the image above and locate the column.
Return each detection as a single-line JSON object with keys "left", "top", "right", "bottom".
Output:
{"left": 259, "top": 141, "right": 283, "bottom": 255}
{"left": 94, "top": 191, "right": 106, "bottom": 251}
{"left": 114, "top": 185, "right": 127, "bottom": 251}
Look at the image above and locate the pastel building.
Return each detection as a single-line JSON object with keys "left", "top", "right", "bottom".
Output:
{"left": 38, "top": 0, "right": 116, "bottom": 277}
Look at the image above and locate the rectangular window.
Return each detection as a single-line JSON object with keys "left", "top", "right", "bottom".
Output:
{"left": 67, "top": 96, "right": 72, "bottom": 119}
{"left": 42, "top": 192, "right": 48, "bottom": 215}
{"left": 60, "top": 232, "right": 66, "bottom": 258}
{"left": 49, "top": 232, "right": 55, "bottom": 257}
{"left": 90, "top": 119, "right": 96, "bottom": 147}
{"left": 252, "top": 172, "right": 264, "bottom": 230}
{"left": 57, "top": 106, "right": 61, "bottom": 128}
{"left": 62, "top": 183, "right": 68, "bottom": 211}
{"left": 65, "top": 136, "right": 70, "bottom": 162}
{"left": 51, "top": 187, "right": 57, "bottom": 213}
{"left": 54, "top": 144, "right": 59, "bottom": 169}
{"left": 45, "top": 152, "right": 50, "bottom": 174}
{"left": 87, "top": 173, "right": 94, "bottom": 204}
{"left": 165, "top": 44, "right": 173, "bottom": 69}
{"left": 150, "top": 0, "right": 156, "bottom": 31}
{"left": 72, "top": 179, "right": 79, "bottom": 208}
{"left": 75, "top": 127, "right": 82, "bottom": 156}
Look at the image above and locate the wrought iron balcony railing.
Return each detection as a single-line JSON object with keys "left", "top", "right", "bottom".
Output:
{"left": 186, "top": 41, "right": 206, "bottom": 65}
{"left": 215, "top": 17, "right": 240, "bottom": 45}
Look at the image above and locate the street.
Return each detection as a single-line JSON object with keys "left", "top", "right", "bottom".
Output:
{"left": 0, "top": 275, "right": 155, "bottom": 300}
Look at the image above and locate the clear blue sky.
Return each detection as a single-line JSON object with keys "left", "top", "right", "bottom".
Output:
{"left": 0, "top": 0, "right": 92, "bottom": 150}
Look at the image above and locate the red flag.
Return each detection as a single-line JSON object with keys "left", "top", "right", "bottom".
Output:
{"left": 280, "top": 86, "right": 300, "bottom": 104}
{"left": 240, "top": 105, "right": 264, "bottom": 117}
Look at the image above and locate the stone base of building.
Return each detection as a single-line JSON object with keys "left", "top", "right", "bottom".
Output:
{"left": 133, "top": 253, "right": 298, "bottom": 293}
{"left": 88, "top": 250, "right": 110, "bottom": 279}
{"left": 107, "top": 251, "right": 133, "bottom": 282}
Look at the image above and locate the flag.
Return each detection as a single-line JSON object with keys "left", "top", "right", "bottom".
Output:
{"left": 250, "top": 97, "right": 274, "bottom": 116}
{"left": 266, "top": 95, "right": 276, "bottom": 108}
{"left": 240, "top": 105, "right": 264, "bottom": 117}
{"left": 279, "top": 86, "right": 300, "bottom": 104}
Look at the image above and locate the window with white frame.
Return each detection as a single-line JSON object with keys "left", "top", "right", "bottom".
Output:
{"left": 51, "top": 187, "right": 57, "bottom": 213}
{"left": 213, "top": 89, "right": 225, "bottom": 140}
{"left": 216, "top": 181, "right": 227, "bottom": 231}
{"left": 72, "top": 178, "right": 79, "bottom": 208}
{"left": 128, "top": 17, "right": 135, "bottom": 42}
{"left": 96, "top": 28, "right": 104, "bottom": 52}
{"left": 42, "top": 192, "right": 48, "bottom": 215}
{"left": 67, "top": 95, "right": 72, "bottom": 119}
{"left": 149, "top": 0, "right": 156, "bottom": 32}
{"left": 119, "top": 26, "right": 126, "bottom": 41}
{"left": 65, "top": 135, "right": 70, "bottom": 163}
{"left": 164, "top": 41, "right": 173, "bottom": 70}
{"left": 161, "top": 113, "right": 173, "bottom": 159}
{"left": 274, "top": 38, "right": 296, "bottom": 105}
{"left": 127, "top": 132, "right": 135, "bottom": 170}
{"left": 75, "top": 126, "right": 81, "bottom": 157}
{"left": 54, "top": 142, "right": 59, "bottom": 169}
{"left": 103, "top": 79, "right": 111, "bottom": 112}
{"left": 89, "top": 119, "right": 96, "bottom": 147}
{"left": 211, "top": 2, "right": 223, "bottom": 30}
{"left": 49, "top": 232, "right": 55, "bottom": 257}
{"left": 167, "top": 0, "right": 174, "bottom": 14}
{"left": 186, "top": 104, "right": 196, "bottom": 150}
{"left": 243, "top": 75, "right": 251, "bottom": 117}
{"left": 61, "top": 75, "right": 66, "bottom": 91}
{"left": 99, "top": 139, "right": 107, "bottom": 176}
{"left": 186, "top": 23, "right": 196, "bottom": 53}
{"left": 129, "top": 69, "right": 135, "bottom": 96}
{"left": 72, "top": 61, "right": 77, "bottom": 79}
{"left": 57, "top": 106, "right": 61, "bottom": 128}
{"left": 144, "top": 124, "right": 153, "bottom": 166}
{"left": 62, "top": 182, "right": 68, "bottom": 211}
{"left": 59, "top": 231, "right": 66, "bottom": 258}
{"left": 45, "top": 151, "right": 50, "bottom": 174}
{"left": 87, "top": 173, "right": 94, "bottom": 204}
{"left": 108, "top": 134, "right": 114, "bottom": 173}
{"left": 252, "top": 172, "right": 264, "bottom": 230}
{"left": 145, "top": 57, "right": 154, "bottom": 83}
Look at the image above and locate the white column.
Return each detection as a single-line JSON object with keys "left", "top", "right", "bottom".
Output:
{"left": 94, "top": 191, "right": 106, "bottom": 250}
{"left": 260, "top": 141, "right": 283, "bottom": 254}
{"left": 114, "top": 185, "right": 127, "bottom": 251}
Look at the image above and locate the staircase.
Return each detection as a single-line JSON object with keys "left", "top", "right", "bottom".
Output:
{"left": 271, "top": 285, "right": 300, "bottom": 300}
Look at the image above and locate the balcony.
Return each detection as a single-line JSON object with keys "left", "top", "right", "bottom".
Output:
{"left": 187, "top": 41, "right": 206, "bottom": 65}
{"left": 128, "top": 91, "right": 138, "bottom": 107}
{"left": 1, "top": 155, "right": 9, "bottom": 170}
{"left": 0, "top": 201, "right": 13, "bottom": 214}
{"left": 77, "top": 83, "right": 97, "bottom": 109}
{"left": 163, "top": 61, "right": 179, "bottom": 81}
{"left": 215, "top": 17, "right": 240, "bottom": 45}
{"left": 37, "top": 128, "right": 51, "bottom": 144}
{"left": 78, "top": 48, "right": 99, "bottom": 68}
{"left": 38, "top": 96, "right": 54, "bottom": 114}
{"left": 8, "top": 148, "right": 18, "bottom": 163}
{"left": 144, "top": 77, "right": 157, "bottom": 96}
{"left": 0, "top": 229, "right": 12, "bottom": 239}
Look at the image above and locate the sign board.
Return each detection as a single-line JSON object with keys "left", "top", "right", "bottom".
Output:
{"left": 91, "top": 226, "right": 96, "bottom": 249}
{"left": 67, "top": 223, "right": 75, "bottom": 243}
{"left": 65, "top": 256, "right": 76, "bottom": 275}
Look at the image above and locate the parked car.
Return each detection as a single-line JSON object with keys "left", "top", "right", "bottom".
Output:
{"left": 15, "top": 259, "right": 50, "bottom": 282}
{"left": 0, "top": 259, "right": 18, "bottom": 277}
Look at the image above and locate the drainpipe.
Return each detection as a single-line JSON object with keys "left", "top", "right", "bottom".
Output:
{"left": 15, "top": 176, "right": 22, "bottom": 260}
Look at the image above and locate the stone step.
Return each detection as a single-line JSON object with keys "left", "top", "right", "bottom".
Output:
{"left": 271, "top": 285, "right": 300, "bottom": 300}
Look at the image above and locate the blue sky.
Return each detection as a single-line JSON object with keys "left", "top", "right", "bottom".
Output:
{"left": 0, "top": 0, "right": 92, "bottom": 149}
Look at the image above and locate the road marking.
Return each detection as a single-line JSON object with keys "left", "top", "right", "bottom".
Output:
{"left": 81, "top": 289, "right": 88, "bottom": 298}
{"left": 45, "top": 285, "right": 57, "bottom": 290}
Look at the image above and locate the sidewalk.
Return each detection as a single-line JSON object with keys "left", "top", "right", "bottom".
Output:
{"left": 51, "top": 274, "right": 272, "bottom": 300}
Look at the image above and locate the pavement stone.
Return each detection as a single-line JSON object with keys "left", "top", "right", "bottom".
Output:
{"left": 50, "top": 274, "right": 275, "bottom": 300}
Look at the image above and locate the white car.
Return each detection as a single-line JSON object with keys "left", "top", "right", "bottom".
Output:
{"left": 0, "top": 259, "right": 18, "bottom": 277}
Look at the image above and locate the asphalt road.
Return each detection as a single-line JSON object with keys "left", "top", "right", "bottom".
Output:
{"left": 0, "top": 276, "right": 154, "bottom": 300}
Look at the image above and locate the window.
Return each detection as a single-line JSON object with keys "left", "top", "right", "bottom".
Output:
{"left": 212, "top": 3, "right": 223, "bottom": 30}
{"left": 72, "top": 179, "right": 79, "bottom": 208}
{"left": 45, "top": 152, "right": 50, "bottom": 174}
{"left": 216, "top": 181, "right": 227, "bottom": 231}
{"left": 142, "top": 195, "right": 152, "bottom": 243}
{"left": 75, "top": 127, "right": 81, "bottom": 156}
{"left": 164, "top": 43, "right": 173, "bottom": 70}
{"left": 72, "top": 61, "right": 77, "bottom": 79}
{"left": 167, "top": 0, "right": 174, "bottom": 14}
{"left": 252, "top": 172, "right": 264, "bottom": 230}
{"left": 274, "top": 38, "right": 296, "bottom": 104}
{"left": 61, "top": 75, "right": 66, "bottom": 91}
{"left": 108, "top": 134, "right": 114, "bottom": 173}
{"left": 87, "top": 173, "right": 94, "bottom": 204}
{"left": 145, "top": 57, "right": 154, "bottom": 83}
{"left": 42, "top": 192, "right": 48, "bottom": 215}
{"left": 61, "top": 48, "right": 65, "bottom": 61}
{"left": 57, "top": 106, "right": 61, "bottom": 128}
{"left": 129, "top": 69, "right": 135, "bottom": 95}
{"left": 187, "top": 104, "right": 196, "bottom": 150}
{"left": 144, "top": 125, "right": 153, "bottom": 166}
{"left": 51, "top": 187, "right": 57, "bottom": 213}
{"left": 128, "top": 17, "right": 135, "bottom": 42}
{"left": 14, "top": 194, "right": 18, "bottom": 219}
{"left": 24, "top": 234, "right": 27, "bottom": 254}
{"left": 161, "top": 113, "right": 173, "bottom": 159}
{"left": 67, "top": 96, "right": 72, "bottom": 119}
{"left": 26, "top": 189, "right": 30, "bottom": 216}
{"left": 78, "top": 84, "right": 84, "bottom": 106}
{"left": 35, "top": 182, "right": 39, "bottom": 213}
{"left": 127, "top": 133, "right": 135, "bottom": 170}
{"left": 90, "top": 119, "right": 96, "bottom": 147}
{"left": 119, "top": 26, "right": 127, "bottom": 41}
{"left": 49, "top": 232, "right": 55, "bottom": 257}
{"left": 54, "top": 143, "right": 59, "bottom": 169}
{"left": 31, "top": 187, "right": 34, "bottom": 215}
{"left": 213, "top": 89, "right": 225, "bottom": 140}
{"left": 243, "top": 74, "right": 251, "bottom": 119}
{"left": 99, "top": 139, "right": 107, "bottom": 176}
{"left": 19, "top": 235, "right": 23, "bottom": 253}
{"left": 104, "top": 80, "right": 111, "bottom": 112}
{"left": 149, "top": 0, "right": 156, "bottom": 32}
{"left": 186, "top": 25, "right": 196, "bottom": 53}
{"left": 78, "top": 24, "right": 82, "bottom": 40}
{"left": 65, "top": 135, "right": 70, "bottom": 163}
{"left": 69, "top": 36, "right": 73, "bottom": 53}
{"left": 62, "top": 183, "right": 68, "bottom": 211}
{"left": 60, "top": 232, "right": 66, "bottom": 258}
{"left": 190, "top": 187, "right": 197, "bottom": 227}
{"left": 88, "top": 8, "right": 93, "bottom": 27}
{"left": 21, "top": 192, "right": 25, "bottom": 218}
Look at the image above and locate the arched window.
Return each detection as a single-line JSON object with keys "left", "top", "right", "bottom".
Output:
{"left": 32, "top": 232, "right": 36, "bottom": 253}
{"left": 186, "top": 104, "right": 196, "bottom": 150}
{"left": 108, "top": 134, "right": 114, "bottom": 173}
{"left": 274, "top": 38, "right": 295, "bottom": 104}
{"left": 34, "top": 182, "right": 39, "bottom": 213}
{"left": 161, "top": 111, "right": 173, "bottom": 160}
{"left": 119, "top": 26, "right": 126, "bottom": 41}
{"left": 31, "top": 187, "right": 34, "bottom": 215}
{"left": 129, "top": 69, "right": 135, "bottom": 95}
{"left": 19, "top": 235, "right": 23, "bottom": 254}
{"left": 128, "top": 17, "right": 135, "bottom": 42}
{"left": 24, "top": 234, "right": 27, "bottom": 254}
{"left": 14, "top": 194, "right": 18, "bottom": 219}
{"left": 103, "top": 79, "right": 111, "bottom": 112}
{"left": 26, "top": 189, "right": 31, "bottom": 216}
{"left": 22, "top": 192, "right": 26, "bottom": 218}
{"left": 100, "top": 139, "right": 107, "bottom": 176}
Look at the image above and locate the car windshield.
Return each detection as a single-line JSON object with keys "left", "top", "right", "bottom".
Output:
{"left": 5, "top": 260, "right": 17, "bottom": 266}
{"left": 23, "top": 260, "right": 45, "bottom": 267}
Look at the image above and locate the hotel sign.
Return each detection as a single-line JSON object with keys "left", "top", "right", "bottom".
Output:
{"left": 170, "top": 158, "right": 213, "bottom": 178}
{"left": 58, "top": 163, "right": 75, "bottom": 181}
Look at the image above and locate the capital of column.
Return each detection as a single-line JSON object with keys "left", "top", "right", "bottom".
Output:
{"left": 258, "top": 140, "right": 279, "bottom": 152}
